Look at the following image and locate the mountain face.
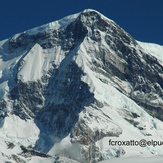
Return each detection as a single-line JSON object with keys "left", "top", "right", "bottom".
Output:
{"left": 0, "top": 9, "right": 163, "bottom": 163}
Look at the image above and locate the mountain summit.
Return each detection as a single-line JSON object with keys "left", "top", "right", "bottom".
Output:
{"left": 0, "top": 9, "right": 163, "bottom": 163}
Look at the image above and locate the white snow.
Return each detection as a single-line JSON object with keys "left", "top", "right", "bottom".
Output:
{"left": 0, "top": 114, "right": 41, "bottom": 162}
{"left": 26, "top": 12, "right": 80, "bottom": 35}
{"left": 17, "top": 44, "right": 44, "bottom": 82}
{"left": 0, "top": 81, "right": 9, "bottom": 99}
{"left": 29, "top": 156, "right": 54, "bottom": 163}
{"left": 0, "top": 114, "right": 40, "bottom": 147}
{"left": 98, "top": 155, "right": 163, "bottom": 163}
{"left": 137, "top": 41, "right": 163, "bottom": 63}
{"left": 17, "top": 44, "right": 66, "bottom": 82}
{"left": 48, "top": 134, "right": 72, "bottom": 155}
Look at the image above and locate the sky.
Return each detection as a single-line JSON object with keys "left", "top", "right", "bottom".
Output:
{"left": 0, "top": 0, "right": 163, "bottom": 45}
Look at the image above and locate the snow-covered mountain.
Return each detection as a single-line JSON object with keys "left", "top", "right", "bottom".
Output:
{"left": 0, "top": 9, "right": 163, "bottom": 163}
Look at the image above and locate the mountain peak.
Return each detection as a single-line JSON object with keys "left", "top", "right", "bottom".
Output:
{"left": 1, "top": 9, "right": 163, "bottom": 163}
{"left": 25, "top": 9, "right": 103, "bottom": 36}
{"left": 23, "top": 9, "right": 113, "bottom": 36}
{"left": 83, "top": 8, "right": 98, "bottom": 13}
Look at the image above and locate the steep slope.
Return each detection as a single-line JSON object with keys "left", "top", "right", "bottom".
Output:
{"left": 0, "top": 9, "right": 163, "bottom": 163}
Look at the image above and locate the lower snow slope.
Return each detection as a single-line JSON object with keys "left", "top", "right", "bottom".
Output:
{"left": 1, "top": 37, "right": 163, "bottom": 162}
{"left": 98, "top": 155, "right": 163, "bottom": 163}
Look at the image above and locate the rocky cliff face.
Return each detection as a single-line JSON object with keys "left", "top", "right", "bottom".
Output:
{"left": 0, "top": 9, "right": 163, "bottom": 163}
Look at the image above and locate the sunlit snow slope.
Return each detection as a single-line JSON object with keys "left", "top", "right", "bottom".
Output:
{"left": 137, "top": 41, "right": 163, "bottom": 63}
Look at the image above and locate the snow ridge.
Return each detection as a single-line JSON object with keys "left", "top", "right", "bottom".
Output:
{"left": 137, "top": 41, "right": 163, "bottom": 63}
{"left": 26, "top": 12, "right": 80, "bottom": 35}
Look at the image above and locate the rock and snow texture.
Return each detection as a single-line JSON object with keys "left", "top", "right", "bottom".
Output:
{"left": 0, "top": 9, "right": 163, "bottom": 163}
